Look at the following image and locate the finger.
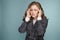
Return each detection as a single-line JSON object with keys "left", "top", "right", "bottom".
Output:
{"left": 39, "top": 9, "right": 41, "bottom": 13}
{"left": 38, "top": 9, "right": 42, "bottom": 17}
{"left": 27, "top": 9, "right": 31, "bottom": 16}
{"left": 27, "top": 9, "right": 30, "bottom": 12}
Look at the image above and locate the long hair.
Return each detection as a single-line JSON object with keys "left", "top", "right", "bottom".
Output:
{"left": 23, "top": 1, "right": 47, "bottom": 21}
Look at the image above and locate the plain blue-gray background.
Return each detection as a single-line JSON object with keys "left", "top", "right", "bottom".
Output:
{"left": 0, "top": 0, "right": 60, "bottom": 40}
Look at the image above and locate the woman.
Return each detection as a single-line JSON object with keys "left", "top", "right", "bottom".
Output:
{"left": 18, "top": 1, "right": 48, "bottom": 40}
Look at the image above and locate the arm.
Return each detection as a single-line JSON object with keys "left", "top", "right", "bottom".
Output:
{"left": 18, "top": 17, "right": 30, "bottom": 33}
{"left": 37, "top": 18, "right": 48, "bottom": 36}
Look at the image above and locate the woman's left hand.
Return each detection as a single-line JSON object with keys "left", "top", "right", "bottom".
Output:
{"left": 38, "top": 9, "right": 42, "bottom": 17}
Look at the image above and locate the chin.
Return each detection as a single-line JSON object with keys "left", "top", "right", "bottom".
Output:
{"left": 32, "top": 16, "right": 36, "bottom": 19}
{"left": 32, "top": 16, "right": 34, "bottom": 18}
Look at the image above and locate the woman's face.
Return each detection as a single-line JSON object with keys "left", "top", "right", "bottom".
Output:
{"left": 29, "top": 5, "right": 39, "bottom": 19}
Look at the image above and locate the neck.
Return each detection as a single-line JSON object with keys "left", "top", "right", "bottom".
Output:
{"left": 33, "top": 17, "right": 37, "bottom": 20}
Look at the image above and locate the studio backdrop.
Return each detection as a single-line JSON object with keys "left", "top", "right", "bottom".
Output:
{"left": 0, "top": 0, "right": 60, "bottom": 40}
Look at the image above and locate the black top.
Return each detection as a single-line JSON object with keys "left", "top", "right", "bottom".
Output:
{"left": 18, "top": 18, "right": 48, "bottom": 40}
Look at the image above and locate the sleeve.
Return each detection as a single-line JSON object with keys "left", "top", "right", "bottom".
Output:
{"left": 18, "top": 17, "right": 30, "bottom": 33}
{"left": 25, "top": 17, "right": 30, "bottom": 22}
{"left": 37, "top": 16, "right": 42, "bottom": 20}
{"left": 37, "top": 18, "right": 48, "bottom": 36}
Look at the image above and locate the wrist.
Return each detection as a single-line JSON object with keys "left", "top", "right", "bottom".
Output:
{"left": 25, "top": 16, "right": 30, "bottom": 22}
{"left": 37, "top": 16, "right": 42, "bottom": 20}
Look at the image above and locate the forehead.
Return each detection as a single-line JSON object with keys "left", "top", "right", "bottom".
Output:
{"left": 30, "top": 5, "right": 39, "bottom": 10}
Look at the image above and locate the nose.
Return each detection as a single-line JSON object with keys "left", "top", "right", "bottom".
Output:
{"left": 31, "top": 10, "right": 35, "bottom": 15}
{"left": 32, "top": 10, "right": 35, "bottom": 13}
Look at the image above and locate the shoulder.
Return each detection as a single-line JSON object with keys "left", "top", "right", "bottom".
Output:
{"left": 43, "top": 17, "right": 48, "bottom": 22}
{"left": 37, "top": 17, "right": 48, "bottom": 24}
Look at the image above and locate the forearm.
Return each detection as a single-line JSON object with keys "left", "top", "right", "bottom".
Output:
{"left": 37, "top": 18, "right": 48, "bottom": 35}
{"left": 18, "top": 17, "right": 30, "bottom": 33}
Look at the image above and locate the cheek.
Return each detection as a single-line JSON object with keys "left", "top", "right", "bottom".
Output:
{"left": 35, "top": 13, "right": 38, "bottom": 16}
{"left": 35, "top": 11, "right": 38, "bottom": 15}
{"left": 30, "top": 11, "right": 38, "bottom": 16}
{"left": 33, "top": 13, "right": 38, "bottom": 17}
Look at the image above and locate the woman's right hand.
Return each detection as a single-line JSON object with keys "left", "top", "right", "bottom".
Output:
{"left": 25, "top": 9, "right": 31, "bottom": 22}
{"left": 26, "top": 9, "right": 31, "bottom": 18}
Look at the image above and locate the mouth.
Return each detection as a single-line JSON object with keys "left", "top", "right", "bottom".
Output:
{"left": 31, "top": 13, "right": 35, "bottom": 16}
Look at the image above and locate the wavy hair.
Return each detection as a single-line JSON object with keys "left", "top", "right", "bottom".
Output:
{"left": 23, "top": 1, "right": 47, "bottom": 21}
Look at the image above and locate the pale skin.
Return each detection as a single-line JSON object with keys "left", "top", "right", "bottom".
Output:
{"left": 26, "top": 5, "right": 42, "bottom": 20}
